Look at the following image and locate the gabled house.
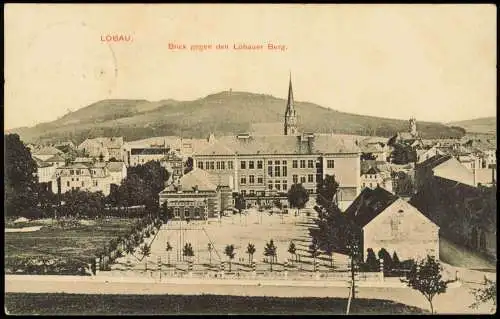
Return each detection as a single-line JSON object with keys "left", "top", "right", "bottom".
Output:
{"left": 45, "top": 154, "right": 66, "bottom": 168}
{"left": 345, "top": 187, "right": 439, "bottom": 261}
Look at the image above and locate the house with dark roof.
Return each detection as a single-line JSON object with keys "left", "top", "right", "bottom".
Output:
{"left": 411, "top": 154, "right": 497, "bottom": 260}
{"left": 32, "top": 146, "right": 64, "bottom": 161}
{"left": 345, "top": 187, "right": 439, "bottom": 261}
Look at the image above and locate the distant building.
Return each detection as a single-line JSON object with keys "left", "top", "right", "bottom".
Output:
{"left": 416, "top": 146, "right": 447, "bottom": 164}
{"left": 32, "top": 146, "right": 64, "bottom": 161}
{"left": 106, "top": 161, "right": 127, "bottom": 186}
{"left": 53, "top": 162, "right": 113, "bottom": 196}
{"left": 34, "top": 157, "right": 57, "bottom": 186}
{"left": 77, "top": 137, "right": 124, "bottom": 162}
{"left": 345, "top": 187, "right": 439, "bottom": 261}
{"left": 360, "top": 161, "right": 393, "bottom": 194}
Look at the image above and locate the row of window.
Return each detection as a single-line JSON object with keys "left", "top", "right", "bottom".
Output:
{"left": 196, "top": 159, "right": 336, "bottom": 170}
{"left": 172, "top": 206, "right": 203, "bottom": 217}
{"left": 66, "top": 180, "right": 99, "bottom": 187}
{"left": 292, "top": 174, "right": 315, "bottom": 184}
{"left": 240, "top": 175, "right": 264, "bottom": 185}
{"left": 197, "top": 161, "right": 234, "bottom": 170}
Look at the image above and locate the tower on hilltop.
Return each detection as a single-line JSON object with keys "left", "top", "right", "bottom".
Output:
{"left": 284, "top": 72, "right": 298, "bottom": 136}
{"left": 409, "top": 117, "right": 418, "bottom": 136}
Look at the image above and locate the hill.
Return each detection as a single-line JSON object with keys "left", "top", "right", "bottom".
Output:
{"left": 6, "top": 91, "right": 467, "bottom": 144}
{"left": 447, "top": 117, "right": 496, "bottom": 135}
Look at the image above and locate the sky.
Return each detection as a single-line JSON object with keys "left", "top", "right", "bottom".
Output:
{"left": 4, "top": 4, "right": 497, "bottom": 130}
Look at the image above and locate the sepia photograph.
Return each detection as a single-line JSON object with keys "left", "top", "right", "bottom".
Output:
{"left": 4, "top": 3, "right": 497, "bottom": 315}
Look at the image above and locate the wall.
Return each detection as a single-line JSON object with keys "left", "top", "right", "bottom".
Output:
{"left": 363, "top": 200, "right": 439, "bottom": 261}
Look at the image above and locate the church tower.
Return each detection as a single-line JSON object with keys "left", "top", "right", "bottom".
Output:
{"left": 284, "top": 72, "right": 298, "bottom": 135}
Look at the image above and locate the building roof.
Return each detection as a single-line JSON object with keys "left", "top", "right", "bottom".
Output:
{"left": 161, "top": 168, "right": 217, "bottom": 193}
{"left": 33, "top": 146, "right": 63, "bottom": 156}
{"left": 74, "top": 157, "right": 94, "bottom": 163}
{"left": 45, "top": 154, "right": 66, "bottom": 162}
{"left": 194, "top": 134, "right": 360, "bottom": 156}
{"left": 106, "top": 161, "right": 126, "bottom": 172}
{"left": 360, "top": 160, "right": 391, "bottom": 175}
{"left": 344, "top": 187, "right": 399, "bottom": 228}
{"left": 433, "top": 157, "right": 475, "bottom": 187}
{"left": 34, "top": 157, "right": 52, "bottom": 168}
{"left": 417, "top": 154, "right": 453, "bottom": 170}
{"left": 93, "top": 137, "right": 124, "bottom": 149}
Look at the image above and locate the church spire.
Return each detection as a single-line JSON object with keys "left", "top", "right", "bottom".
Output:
{"left": 284, "top": 72, "right": 298, "bottom": 136}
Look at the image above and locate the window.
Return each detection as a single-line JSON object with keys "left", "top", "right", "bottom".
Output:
{"left": 70, "top": 170, "right": 74, "bottom": 175}
{"left": 76, "top": 178, "right": 79, "bottom": 182}
{"left": 257, "top": 161, "right": 263, "bottom": 169}
{"left": 362, "top": 182, "right": 366, "bottom": 188}
{"left": 308, "top": 160, "right": 314, "bottom": 168}
{"left": 257, "top": 177, "right": 263, "bottom": 184}
{"left": 282, "top": 166, "right": 287, "bottom": 177}
{"left": 228, "top": 161, "right": 233, "bottom": 169}
{"left": 82, "top": 181, "right": 85, "bottom": 187}
{"left": 268, "top": 161, "right": 272, "bottom": 165}
{"left": 221, "top": 161, "right": 225, "bottom": 170}
{"left": 257, "top": 191, "right": 265, "bottom": 196}
{"left": 267, "top": 165, "right": 273, "bottom": 177}
{"left": 249, "top": 175, "right": 255, "bottom": 184}
{"left": 282, "top": 160, "right": 287, "bottom": 165}
{"left": 292, "top": 160, "right": 298, "bottom": 168}
{"left": 76, "top": 170, "right": 80, "bottom": 175}
{"left": 94, "top": 180, "right": 98, "bottom": 187}
{"left": 327, "top": 160, "right": 335, "bottom": 168}
{"left": 283, "top": 182, "right": 288, "bottom": 191}
{"left": 249, "top": 161, "right": 254, "bottom": 169}
{"left": 249, "top": 190, "right": 255, "bottom": 196}
{"left": 300, "top": 176, "right": 306, "bottom": 183}
{"left": 300, "top": 160, "right": 306, "bottom": 168}
{"left": 184, "top": 207, "right": 189, "bottom": 218}
{"left": 67, "top": 181, "right": 70, "bottom": 187}
{"left": 241, "top": 161, "right": 246, "bottom": 169}
{"left": 268, "top": 181, "right": 273, "bottom": 190}
{"left": 174, "top": 207, "right": 180, "bottom": 217}
{"left": 293, "top": 175, "right": 298, "bottom": 184}
{"left": 210, "top": 161, "right": 215, "bottom": 170}
{"left": 72, "top": 178, "right": 74, "bottom": 181}
{"left": 241, "top": 190, "right": 247, "bottom": 196}
{"left": 216, "top": 161, "right": 221, "bottom": 170}
{"left": 275, "top": 182, "right": 281, "bottom": 191}
{"left": 240, "top": 176, "right": 247, "bottom": 184}
{"left": 274, "top": 166, "right": 281, "bottom": 177}
{"left": 308, "top": 174, "right": 314, "bottom": 183}
{"left": 194, "top": 207, "right": 200, "bottom": 217}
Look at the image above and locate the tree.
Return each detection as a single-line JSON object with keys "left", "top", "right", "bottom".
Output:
{"left": 377, "top": 248, "right": 393, "bottom": 273}
{"left": 125, "top": 242, "right": 135, "bottom": 265}
{"left": 264, "top": 239, "right": 277, "bottom": 271}
{"left": 183, "top": 242, "right": 194, "bottom": 260}
{"left": 5, "top": 134, "right": 38, "bottom": 217}
{"left": 470, "top": 276, "right": 496, "bottom": 312}
{"left": 140, "top": 244, "right": 151, "bottom": 270}
{"left": 287, "top": 241, "right": 297, "bottom": 263}
{"left": 392, "top": 251, "right": 401, "bottom": 270}
{"left": 246, "top": 243, "right": 256, "bottom": 264}
{"left": 401, "top": 255, "right": 450, "bottom": 314}
{"left": 184, "top": 157, "right": 194, "bottom": 175}
{"left": 316, "top": 174, "right": 339, "bottom": 209}
{"left": 166, "top": 241, "right": 173, "bottom": 266}
{"left": 224, "top": 245, "right": 236, "bottom": 272}
{"left": 309, "top": 238, "right": 321, "bottom": 271}
{"left": 234, "top": 193, "right": 246, "bottom": 213}
{"left": 325, "top": 244, "right": 335, "bottom": 270}
{"left": 365, "top": 248, "right": 380, "bottom": 272}
{"left": 287, "top": 183, "right": 309, "bottom": 215}
{"left": 207, "top": 243, "right": 213, "bottom": 266}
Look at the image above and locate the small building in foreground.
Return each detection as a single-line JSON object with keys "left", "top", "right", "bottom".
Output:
{"left": 158, "top": 169, "right": 230, "bottom": 220}
{"left": 345, "top": 187, "right": 439, "bottom": 262}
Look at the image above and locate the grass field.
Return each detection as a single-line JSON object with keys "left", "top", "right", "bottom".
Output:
{"left": 5, "top": 218, "right": 139, "bottom": 262}
{"left": 4, "top": 293, "right": 428, "bottom": 315}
